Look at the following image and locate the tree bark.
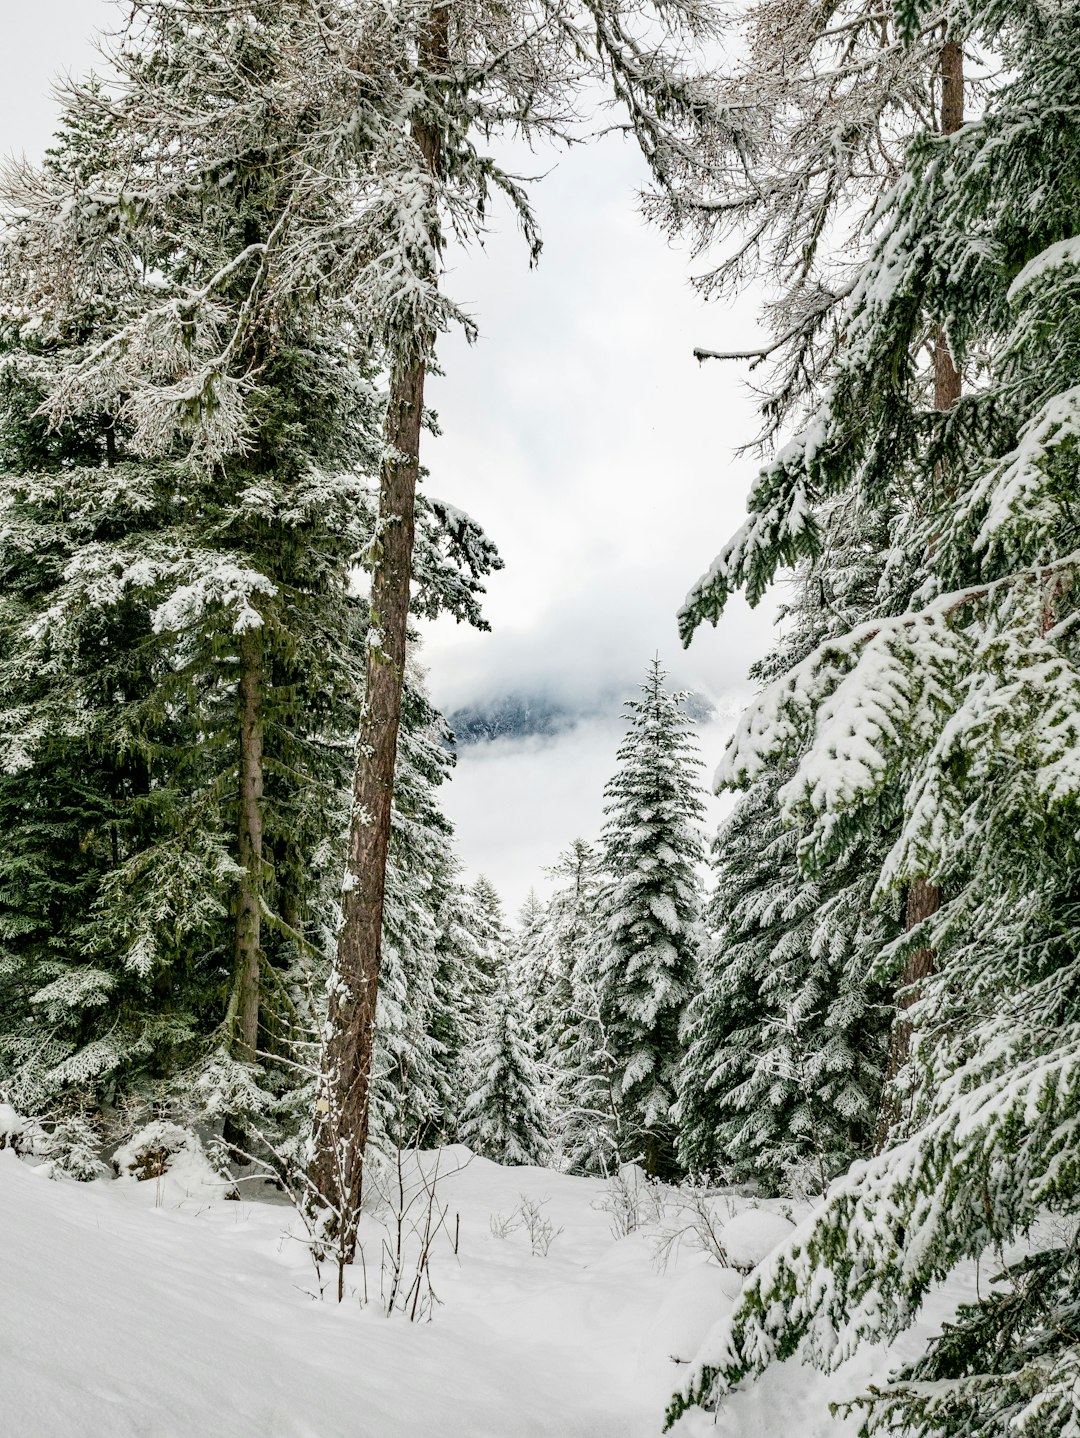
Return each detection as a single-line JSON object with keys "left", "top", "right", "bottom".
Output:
{"left": 309, "top": 1, "right": 447, "bottom": 1255}
{"left": 233, "top": 623, "right": 264, "bottom": 1062}
{"left": 876, "top": 36, "right": 963, "bottom": 1151}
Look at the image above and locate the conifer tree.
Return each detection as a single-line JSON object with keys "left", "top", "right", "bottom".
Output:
{"left": 599, "top": 659, "right": 706, "bottom": 1180}
{"left": 467, "top": 876, "right": 511, "bottom": 991}
{"left": 538, "top": 840, "right": 621, "bottom": 1174}
{"left": 0, "top": 15, "right": 498, "bottom": 1155}
{"left": 512, "top": 890, "right": 558, "bottom": 1063}
{"left": 426, "top": 877, "right": 492, "bottom": 1141}
{"left": 670, "top": 0, "right": 1080, "bottom": 1430}
{"left": 677, "top": 771, "right": 892, "bottom": 1192}
{"left": 546, "top": 840, "right": 607, "bottom": 1034}
{"left": 297, "top": 0, "right": 740, "bottom": 1249}
{"left": 460, "top": 967, "right": 550, "bottom": 1168}
{"left": 370, "top": 673, "right": 459, "bottom": 1149}
{"left": 677, "top": 498, "right": 899, "bottom": 1191}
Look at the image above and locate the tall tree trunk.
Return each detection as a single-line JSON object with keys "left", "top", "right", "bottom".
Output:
{"left": 233, "top": 624, "right": 264, "bottom": 1062}
{"left": 876, "top": 35, "right": 963, "bottom": 1151}
{"left": 309, "top": 3, "right": 446, "bottom": 1257}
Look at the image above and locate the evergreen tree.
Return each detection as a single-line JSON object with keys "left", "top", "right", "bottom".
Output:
{"left": 671, "top": 0, "right": 1080, "bottom": 1431}
{"left": 0, "top": 20, "right": 498, "bottom": 1157}
{"left": 598, "top": 659, "right": 706, "bottom": 1180}
{"left": 467, "top": 876, "right": 511, "bottom": 991}
{"left": 677, "top": 498, "right": 900, "bottom": 1191}
{"left": 460, "top": 968, "right": 549, "bottom": 1168}
{"left": 538, "top": 840, "right": 621, "bottom": 1175}
{"left": 297, "top": 0, "right": 737, "bottom": 1251}
{"left": 546, "top": 840, "right": 607, "bottom": 1035}
{"left": 370, "top": 671, "right": 459, "bottom": 1150}
{"left": 511, "top": 890, "right": 558, "bottom": 1063}
{"left": 427, "top": 877, "right": 492, "bottom": 1141}
{"left": 677, "top": 772, "right": 892, "bottom": 1192}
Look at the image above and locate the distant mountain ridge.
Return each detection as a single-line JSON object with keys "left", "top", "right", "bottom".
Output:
{"left": 447, "top": 688, "right": 716, "bottom": 746}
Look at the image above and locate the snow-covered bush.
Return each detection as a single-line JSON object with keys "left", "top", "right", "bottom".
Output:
{"left": 113, "top": 1122, "right": 231, "bottom": 1199}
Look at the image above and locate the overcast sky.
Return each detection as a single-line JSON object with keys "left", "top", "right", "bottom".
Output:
{"left": 4, "top": 3, "right": 780, "bottom": 913}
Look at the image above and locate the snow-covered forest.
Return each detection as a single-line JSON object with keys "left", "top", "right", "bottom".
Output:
{"left": 3, "top": 0, "right": 1080, "bottom": 1434}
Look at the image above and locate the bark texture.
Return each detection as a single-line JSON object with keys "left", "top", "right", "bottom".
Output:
{"left": 876, "top": 36, "right": 963, "bottom": 1150}
{"left": 309, "top": 3, "right": 446, "bottom": 1254}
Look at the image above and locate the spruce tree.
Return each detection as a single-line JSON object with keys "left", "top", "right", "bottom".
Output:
{"left": 466, "top": 876, "right": 511, "bottom": 992}
{"left": 460, "top": 967, "right": 550, "bottom": 1168}
{"left": 370, "top": 671, "right": 459, "bottom": 1150}
{"left": 670, "top": 0, "right": 1080, "bottom": 1430}
{"left": 539, "top": 840, "right": 621, "bottom": 1175}
{"left": 512, "top": 891, "right": 553, "bottom": 1032}
{"left": 677, "top": 498, "right": 900, "bottom": 1192}
{"left": 677, "top": 771, "right": 892, "bottom": 1192}
{"left": 0, "top": 20, "right": 498, "bottom": 1158}
{"left": 599, "top": 659, "right": 706, "bottom": 1180}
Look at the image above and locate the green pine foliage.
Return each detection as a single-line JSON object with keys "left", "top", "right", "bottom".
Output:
{"left": 0, "top": 13, "right": 499, "bottom": 1163}
{"left": 676, "top": 769, "right": 892, "bottom": 1193}
{"left": 671, "top": 0, "right": 1080, "bottom": 1432}
{"left": 677, "top": 500, "right": 901, "bottom": 1193}
{"left": 599, "top": 658, "right": 706, "bottom": 1180}
{"left": 461, "top": 963, "right": 550, "bottom": 1168}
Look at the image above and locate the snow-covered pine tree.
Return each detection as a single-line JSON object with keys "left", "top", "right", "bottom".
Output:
{"left": 599, "top": 659, "right": 706, "bottom": 1180}
{"left": 370, "top": 670, "right": 460, "bottom": 1150}
{"left": 296, "top": 0, "right": 741, "bottom": 1247}
{"left": 533, "top": 839, "right": 620, "bottom": 1175}
{"left": 677, "top": 496, "right": 900, "bottom": 1192}
{"left": 467, "top": 876, "right": 511, "bottom": 992}
{"left": 670, "top": 0, "right": 1080, "bottom": 1430}
{"left": 460, "top": 965, "right": 550, "bottom": 1169}
{"left": 0, "top": 16, "right": 499, "bottom": 1158}
{"left": 426, "top": 877, "right": 493, "bottom": 1141}
{"left": 676, "top": 769, "right": 892, "bottom": 1193}
{"left": 512, "top": 890, "right": 553, "bottom": 1035}
{"left": 546, "top": 840, "right": 607, "bottom": 1036}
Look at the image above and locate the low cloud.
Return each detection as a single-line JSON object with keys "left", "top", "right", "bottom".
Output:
{"left": 441, "top": 710, "right": 741, "bottom": 916}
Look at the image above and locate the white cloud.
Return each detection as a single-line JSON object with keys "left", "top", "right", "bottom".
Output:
{"left": 442, "top": 711, "right": 741, "bottom": 918}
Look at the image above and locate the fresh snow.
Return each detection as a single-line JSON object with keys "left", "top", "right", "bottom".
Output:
{"left": 1, "top": 1146, "right": 972, "bottom": 1437}
{"left": 718, "top": 1209, "right": 796, "bottom": 1269}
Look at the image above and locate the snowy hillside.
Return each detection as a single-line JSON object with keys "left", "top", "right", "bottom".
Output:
{"left": 1, "top": 1146, "right": 972, "bottom": 1438}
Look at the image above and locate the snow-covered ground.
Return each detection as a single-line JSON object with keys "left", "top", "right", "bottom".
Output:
{"left": 0, "top": 1145, "right": 968, "bottom": 1437}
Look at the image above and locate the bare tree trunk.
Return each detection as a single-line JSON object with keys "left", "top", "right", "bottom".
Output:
{"left": 876, "top": 36, "right": 963, "bottom": 1151}
{"left": 233, "top": 624, "right": 265, "bottom": 1061}
{"left": 309, "top": 3, "right": 447, "bottom": 1257}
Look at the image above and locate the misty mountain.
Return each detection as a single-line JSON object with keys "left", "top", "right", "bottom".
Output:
{"left": 447, "top": 688, "right": 716, "bottom": 746}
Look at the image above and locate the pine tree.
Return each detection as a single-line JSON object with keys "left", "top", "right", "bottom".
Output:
{"left": 427, "top": 877, "right": 493, "bottom": 1141}
{"left": 460, "top": 967, "right": 550, "bottom": 1168}
{"left": 677, "top": 497, "right": 900, "bottom": 1191}
{"left": 370, "top": 670, "right": 460, "bottom": 1150}
{"left": 298, "top": 0, "right": 740, "bottom": 1250}
{"left": 546, "top": 840, "right": 607, "bottom": 1035}
{"left": 677, "top": 771, "right": 892, "bottom": 1192}
{"left": 670, "top": 0, "right": 1080, "bottom": 1430}
{"left": 467, "top": 876, "right": 511, "bottom": 991}
{"left": 537, "top": 840, "right": 620, "bottom": 1175}
{"left": 599, "top": 659, "right": 706, "bottom": 1180}
{"left": 511, "top": 889, "right": 559, "bottom": 1064}
{"left": 0, "top": 18, "right": 498, "bottom": 1158}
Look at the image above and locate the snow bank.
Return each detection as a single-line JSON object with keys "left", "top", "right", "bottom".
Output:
{"left": 0, "top": 1101, "right": 25, "bottom": 1142}
{"left": 112, "top": 1121, "right": 233, "bottom": 1202}
{"left": 719, "top": 1208, "right": 796, "bottom": 1269}
{"left": 1, "top": 1147, "right": 966, "bottom": 1438}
